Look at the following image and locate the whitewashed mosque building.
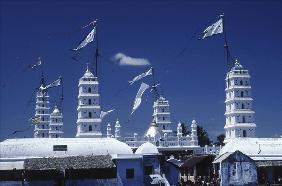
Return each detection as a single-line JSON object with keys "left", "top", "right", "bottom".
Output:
{"left": 1, "top": 60, "right": 282, "bottom": 185}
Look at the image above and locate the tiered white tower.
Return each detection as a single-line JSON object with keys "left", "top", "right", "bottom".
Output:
{"left": 224, "top": 60, "right": 256, "bottom": 143}
{"left": 49, "top": 106, "right": 63, "bottom": 138}
{"left": 34, "top": 78, "right": 50, "bottom": 138}
{"left": 152, "top": 96, "right": 172, "bottom": 135}
{"left": 76, "top": 66, "right": 102, "bottom": 138}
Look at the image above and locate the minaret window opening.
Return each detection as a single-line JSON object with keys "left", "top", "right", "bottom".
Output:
{"left": 89, "top": 125, "right": 92, "bottom": 131}
{"left": 242, "top": 103, "right": 245, "bottom": 109}
{"left": 42, "top": 124, "right": 44, "bottom": 129}
{"left": 42, "top": 110, "right": 44, "bottom": 114}
{"left": 163, "top": 125, "right": 165, "bottom": 130}
{"left": 88, "top": 87, "right": 91, "bottom": 93}
{"left": 241, "top": 91, "right": 244, "bottom": 97}
{"left": 242, "top": 116, "right": 246, "bottom": 123}
{"left": 88, "top": 112, "right": 92, "bottom": 118}
{"left": 88, "top": 99, "right": 91, "bottom": 105}
{"left": 243, "top": 130, "right": 247, "bottom": 137}
{"left": 240, "top": 80, "right": 243, "bottom": 85}
{"left": 162, "top": 108, "right": 165, "bottom": 112}
{"left": 163, "top": 116, "right": 165, "bottom": 121}
{"left": 42, "top": 133, "right": 44, "bottom": 137}
{"left": 42, "top": 117, "right": 44, "bottom": 121}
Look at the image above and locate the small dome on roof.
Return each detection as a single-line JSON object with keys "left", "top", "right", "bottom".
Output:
{"left": 144, "top": 119, "right": 161, "bottom": 139}
{"left": 159, "top": 96, "right": 165, "bottom": 101}
{"left": 135, "top": 142, "right": 159, "bottom": 155}
{"left": 191, "top": 119, "right": 197, "bottom": 128}
{"left": 52, "top": 106, "right": 60, "bottom": 114}
{"left": 83, "top": 66, "right": 94, "bottom": 78}
{"left": 232, "top": 59, "right": 244, "bottom": 70}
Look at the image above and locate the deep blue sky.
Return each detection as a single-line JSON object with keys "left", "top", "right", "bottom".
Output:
{"left": 1, "top": 0, "right": 282, "bottom": 141}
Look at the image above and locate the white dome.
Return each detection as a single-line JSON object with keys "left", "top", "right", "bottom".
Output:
{"left": 144, "top": 120, "right": 161, "bottom": 140}
{"left": 232, "top": 60, "right": 244, "bottom": 70}
{"left": 0, "top": 138, "right": 133, "bottom": 159}
{"left": 83, "top": 67, "right": 94, "bottom": 78}
{"left": 52, "top": 106, "right": 60, "bottom": 115}
{"left": 135, "top": 142, "right": 159, "bottom": 155}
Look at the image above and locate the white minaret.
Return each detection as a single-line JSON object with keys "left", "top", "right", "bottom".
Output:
{"left": 224, "top": 60, "right": 256, "bottom": 143}
{"left": 106, "top": 123, "right": 112, "bottom": 138}
{"left": 177, "top": 122, "right": 182, "bottom": 138}
{"left": 115, "top": 119, "right": 121, "bottom": 140}
{"left": 76, "top": 66, "right": 102, "bottom": 138}
{"left": 191, "top": 119, "right": 198, "bottom": 146}
{"left": 34, "top": 78, "right": 50, "bottom": 138}
{"left": 49, "top": 106, "right": 63, "bottom": 138}
{"left": 153, "top": 96, "right": 172, "bottom": 135}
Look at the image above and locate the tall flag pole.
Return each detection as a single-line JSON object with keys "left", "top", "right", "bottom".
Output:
{"left": 222, "top": 14, "right": 232, "bottom": 71}
{"left": 94, "top": 20, "right": 99, "bottom": 77}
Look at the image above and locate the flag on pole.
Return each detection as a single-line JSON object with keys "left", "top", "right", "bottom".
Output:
{"left": 29, "top": 57, "right": 42, "bottom": 69}
{"left": 100, "top": 109, "right": 115, "bottom": 119}
{"left": 129, "top": 67, "right": 153, "bottom": 85}
{"left": 40, "top": 77, "right": 61, "bottom": 91}
{"left": 201, "top": 18, "right": 223, "bottom": 39}
{"left": 73, "top": 26, "right": 96, "bottom": 51}
{"left": 131, "top": 82, "right": 150, "bottom": 114}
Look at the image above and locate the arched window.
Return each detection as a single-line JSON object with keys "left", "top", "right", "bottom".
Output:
{"left": 163, "top": 125, "right": 165, "bottom": 130}
{"left": 42, "top": 133, "right": 44, "bottom": 137}
{"left": 241, "top": 91, "right": 244, "bottom": 97}
{"left": 242, "top": 116, "right": 246, "bottom": 123}
{"left": 88, "top": 112, "right": 92, "bottom": 118}
{"left": 88, "top": 87, "right": 91, "bottom": 93}
{"left": 163, "top": 116, "right": 165, "bottom": 121}
{"left": 42, "top": 124, "right": 44, "bottom": 129}
{"left": 88, "top": 99, "right": 91, "bottom": 105}
{"left": 240, "top": 80, "right": 243, "bottom": 85}
{"left": 243, "top": 130, "right": 247, "bottom": 137}
{"left": 42, "top": 110, "right": 44, "bottom": 114}
{"left": 242, "top": 103, "right": 244, "bottom": 109}
{"left": 56, "top": 134, "right": 58, "bottom": 138}
{"left": 42, "top": 117, "right": 44, "bottom": 121}
{"left": 162, "top": 108, "right": 165, "bottom": 112}
{"left": 89, "top": 125, "right": 92, "bottom": 131}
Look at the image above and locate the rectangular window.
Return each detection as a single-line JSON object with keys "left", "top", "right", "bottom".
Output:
{"left": 53, "top": 145, "right": 67, "bottom": 151}
{"left": 126, "top": 168, "right": 134, "bottom": 179}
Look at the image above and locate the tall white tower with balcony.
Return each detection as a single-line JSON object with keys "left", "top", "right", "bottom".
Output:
{"left": 76, "top": 66, "right": 102, "bottom": 138}
{"left": 152, "top": 96, "right": 172, "bottom": 135}
{"left": 34, "top": 78, "right": 50, "bottom": 138}
{"left": 224, "top": 60, "right": 256, "bottom": 143}
{"left": 49, "top": 106, "right": 63, "bottom": 138}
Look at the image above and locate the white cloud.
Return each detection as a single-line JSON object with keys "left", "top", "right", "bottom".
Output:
{"left": 113, "top": 53, "right": 150, "bottom": 66}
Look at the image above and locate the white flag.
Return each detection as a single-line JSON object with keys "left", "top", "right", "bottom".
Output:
{"left": 129, "top": 67, "right": 153, "bottom": 85}
{"left": 100, "top": 109, "right": 115, "bottom": 119}
{"left": 131, "top": 82, "right": 150, "bottom": 114}
{"left": 202, "top": 18, "right": 223, "bottom": 39}
{"left": 40, "top": 78, "right": 61, "bottom": 91}
{"left": 73, "top": 26, "right": 96, "bottom": 51}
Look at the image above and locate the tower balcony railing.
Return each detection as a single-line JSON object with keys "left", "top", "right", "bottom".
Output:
{"left": 77, "top": 118, "right": 101, "bottom": 123}
{"left": 152, "top": 112, "right": 170, "bottom": 116}
{"left": 225, "top": 97, "right": 253, "bottom": 103}
{"left": 78, "top": 93, "right": 99, "bottom": 97}
{"left": 225, "top": 109, "right": 255, "bottom": 115}
{"left": 77, "top": 105, "right": 100, "bottom": 110}
{"left": 225, "top": 85, "right": 251, "bottom": 91}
